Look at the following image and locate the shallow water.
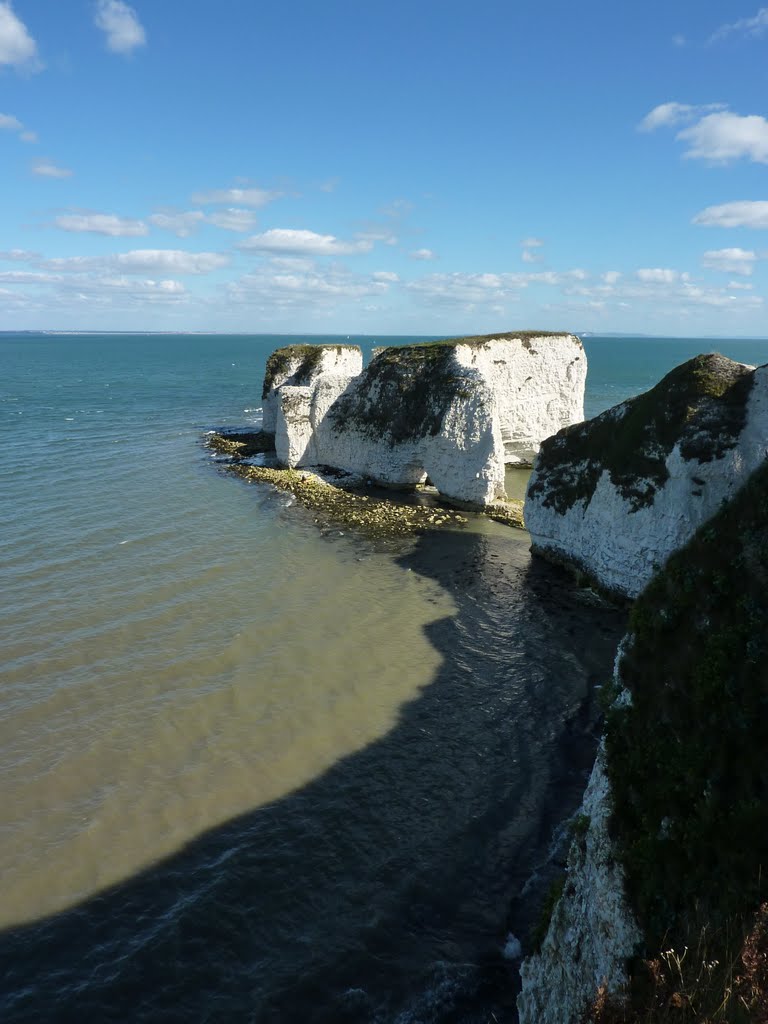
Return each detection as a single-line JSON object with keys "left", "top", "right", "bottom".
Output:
{"left": 2, "top": 332, "right": 766, "bottom": 1021}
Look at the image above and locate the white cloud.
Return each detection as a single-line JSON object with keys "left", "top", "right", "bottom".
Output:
{"left": 372, "top": 271, "right": 399, "bottom": 282}
{"left": 0, "top": 111, "right": 36, "bottom": 142}
{"left": 228, "top": 265, "right": 387, "bottom": 309}
{"left": 638, "top": 102, "right": 726, "bottom": 132}
{"left": 677, "top": 111, "right": 768, "bottom": 164}
{"left": 672, "top": 33, "right": 687, "bottom": 47}
{"left": 410, "top": 248, "right": 436, "bottom": 261}
{"left": 521, "top": 249, "right": 542, "bottom": 264}
{"left": 55, "top": 213, "right": 148, "bottom": 236}
{"left": 0, "top": 2, "right": 41, "bottom": 71}
{"left": 0, "top": 248, "right": 38, "bottom": 261}
{"left": 520, "top": 237, "right": 543, "bottom": 247}
{"left": 693, "top": 200, "right": 768, "bottom": 229}
{"left": 602, "top": 271, "right": 622, "bottom": 284}
{"left": 192, "top": 187, "right": 281, "bottom": 208}
{"left": 32, "top": 161, "right": 73, "bottom": 178}
{"left": 94, "top": 0, "right": 146, "bottom": 55}
{"left": 205, "top": 207, "right": 256, "bottom": 233}
{"left": 113, "top": 249, "right": 229, "bottom": 274}
{"left": 636, "top": 268, "right": 684, "bottom": 283}
{"left": 702, "top": 247, "right": 758, "bottom": 275}
{"left": 710, "top": 7, "right": 768, "bottom": 43}
{"left": 728, "top": 280, "right": 754, "bottom": 290}
{"left": 240, "top": 228, "right": 373, "bottom": 256}
{"left": 148, "top": 210, "right": 205, "bottom": 237}
{"left": 39, "top": 249, "right": 228, "bottom": 276}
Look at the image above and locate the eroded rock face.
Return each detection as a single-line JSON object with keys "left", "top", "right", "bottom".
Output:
{"left": 261, "top": 343, "right": 362, "bottom": 434}
{"left": 269, "top": 332, "right": 585, "bottom": 508}
{"left": 517, "top": 735, "right": 641, "bottom": 1024}
{"left": 524, "top": 355, "right": 768, "bottom": 598}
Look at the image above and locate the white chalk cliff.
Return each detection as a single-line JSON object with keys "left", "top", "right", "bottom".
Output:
{"left": 261, "top": 344, "right": 362, "bottom": 434}
{"left": 517, "top": 736, "right": 641, "bottom": 1024}
{"left": 524, "top": 355, "right": 768, "bottom": 598}
{"left": 267, "top": 333, "right": 586, "bottom": 508}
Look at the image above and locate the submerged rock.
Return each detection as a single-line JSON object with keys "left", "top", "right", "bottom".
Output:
{"left": 269, "top": 332, "right": 585, "bottom": 509}
{"left": 525, "top": 353, "right": 768, "bottom": 598}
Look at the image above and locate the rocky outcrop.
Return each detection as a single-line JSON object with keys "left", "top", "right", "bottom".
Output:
{"left": 524, "top": 354, "right": 768, "bottom": 598}
{"left": 518, "top": 736, "right": 641, "bottom": 1024}
{"left": 269, "top": 332, "right": 585, "bottom": 509}
{"left": 261, "top": 343, "right": 362, "bottom": 434}
{"left": 519, "top": 456, "right": 768, "bottom": 1022}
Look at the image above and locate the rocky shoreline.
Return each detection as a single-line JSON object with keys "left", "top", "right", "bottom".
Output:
{"left": 205, "top": 430, "right": 525, "bottom": 538}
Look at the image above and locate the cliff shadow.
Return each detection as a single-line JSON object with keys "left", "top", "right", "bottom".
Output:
{"left": 0, "top": 528, "right": 626, "bottom": 1024}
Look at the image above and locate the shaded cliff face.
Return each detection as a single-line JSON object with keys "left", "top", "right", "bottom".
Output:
{"left": 525, "top": 355, "right": 768, "bottom": 598}
{"left": 606, "top": 455, "right": 768, "bottom": 951}
{"left": 271, "top": 333, "right": 585, "bottom": 508}
{"left": 261, "top": 343, "right": 362, "bottom": 432}
{"left": 519, "top": 457, "right": 768, "bottom": 1024}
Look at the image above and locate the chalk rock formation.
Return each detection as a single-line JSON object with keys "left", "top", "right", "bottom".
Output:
{"left": 525, "top": 354, "right": 768, "bottom": 598}
{"left": 518, "top": 736, "right": 641, "bottom": 1024}
{"left": 272, "top": 332, "right": 586, "bottom": 508}
{"left": 261, "top": 343, "right": 362, "bottom": 434}
{"left": 520, "top": 457, "right": 768, "bottom": 1021}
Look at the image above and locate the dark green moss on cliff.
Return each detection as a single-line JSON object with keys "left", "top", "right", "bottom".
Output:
{"left": 604, "top": 457, "right": 768, "bottom": 952}
{"left": 262, "top": 344, "right": 358, "bottom": 399}
{"left": 328, "top": 342, "right": 480, "bottom": 444}
{"left": 528, "top": 354, "right": 754, "bottom": 513}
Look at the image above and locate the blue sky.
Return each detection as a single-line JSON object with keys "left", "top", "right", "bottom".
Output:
{"left": 1, "top": 0, "right": 767, "bottom": 336}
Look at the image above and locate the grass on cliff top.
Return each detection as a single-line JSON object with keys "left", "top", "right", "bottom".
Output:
{"left": 328, "top": 343, "right": 479, "bottom": 444}
{"left": 528, "top": 353, "right": 755, "bottom": 513}
{"left": 262, "top": 343, "right": 360, "bottom": 398}
{"left": 604, "top": 456, "right": 768, "bottom": 960}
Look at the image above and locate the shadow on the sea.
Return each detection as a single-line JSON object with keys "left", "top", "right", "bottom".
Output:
{"left": 0, "top": 529, "right": 626, "bottom": 1024}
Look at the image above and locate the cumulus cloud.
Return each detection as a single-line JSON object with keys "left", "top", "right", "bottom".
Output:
{"left": 702, "top": 247, "right": 758, "bottom": 275}
{"left": 638, "top": 102, "right": 726, "bottom": 132}
{"left": 710, "top": 7, "right": 768, "bottom": 43}
{"left": 0, "top": 248, "right": 38, "bottom": 261}
{"left": 228, "top": 265, "right": 388, "bottom": 310}
{"left": 372, "top": 271, "right": 399, "bottom": 282}
{"left": 677, "top": 111, "right": 768, "bottom": 164}
{"left": 0, "top": 2, "right": 41, "bottom": 71}
{"left": 520, "top": 237, "right": 543, "bottom": 248}
{"left": 692, "top": 200, "right": 768, "bottom": 229}
{"left": 113, "top": 249, "right": 229, "bottom": 274}
{"left": 148, "top": 210, "right": 205, "bottom": 237}
{"left": 240, "top": 228, "right": 373, "bottom": 257}
{"left": 410, "top": 248, "right": 436, "bottom": 261}
{"left": 205, "top": 207, "right": 256, "bottom": 233}
{"left": 0, "top": 111, "right": 36, "bottom": 141}
{"left": 602, "top": 271, "right": 622, "bottom": 284}
{"left": 32, "top": 160, "right": 73, "bottom": 178}
{"left": 192, "top": 187, "right": 281, "bottom": 208}
{"left": 55, "top": 213, "right": 148, "bottom": 236}
{"left": 522, "top": 249, "right": 542, "bottom": 264}
{"left": 94, "top": 0, "right": 146, "bottom": 55}
{"left": 636, "top": 268, "right": 686, "bottom": 283}
{"left": 39, "top": 249, "right": 228, "bottom": 275}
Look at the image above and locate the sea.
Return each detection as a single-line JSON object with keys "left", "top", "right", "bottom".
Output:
{"left": 2, "top": 332, "right": 767, "bottom": 1023}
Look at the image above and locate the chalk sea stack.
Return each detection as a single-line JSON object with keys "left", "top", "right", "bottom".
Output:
{"left": 266, "top": 332, "right": 586, "bottom": 509}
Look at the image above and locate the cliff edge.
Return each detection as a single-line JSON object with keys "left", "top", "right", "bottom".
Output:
{"left": 525, "top": 354, "right": 768, "bottom": 598}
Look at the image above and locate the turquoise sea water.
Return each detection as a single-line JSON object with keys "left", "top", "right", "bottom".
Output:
{"left": 1, "top": 332, "right": 766, "bottom": 1023}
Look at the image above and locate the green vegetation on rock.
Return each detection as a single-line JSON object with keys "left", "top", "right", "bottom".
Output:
{"left": 605, "top": 457, "right": 768, "bottom": 954}
{"left": 329, "top": 342, "right": 479, "bottom": 444}
{"left": 529, "top": 354, "right": 754, "bottom": 513}
{"left": 261, "top": 343, "right": 358, "bottom": 399}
